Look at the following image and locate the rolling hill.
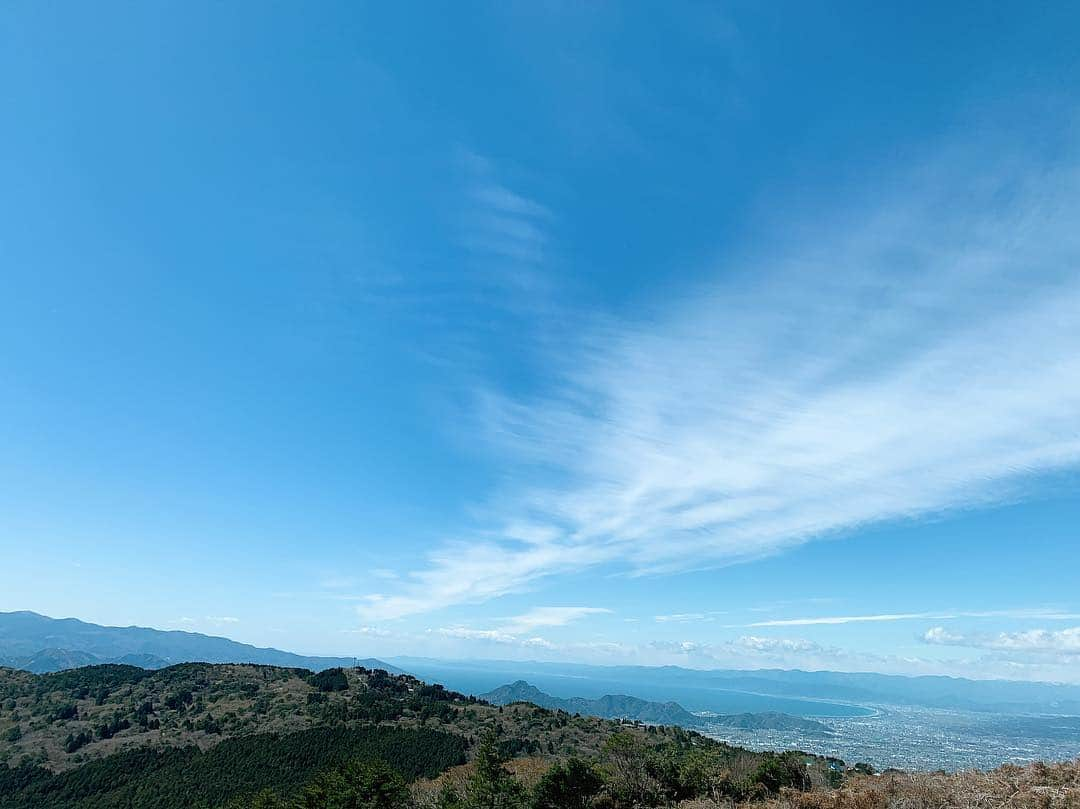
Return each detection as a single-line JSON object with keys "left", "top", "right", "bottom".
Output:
{"left": 0, "top": 611, "right": 399, "bottom": 674}
{"left": 481, "top": 680, "right": 702, "bottom": 726}
{"left": 480, "top": 680, "right": 830, "bottom": 734}
{"left": 0, "top": 661, "right": 835, "bottom": 808}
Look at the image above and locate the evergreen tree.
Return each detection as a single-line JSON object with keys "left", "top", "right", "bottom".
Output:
{"left": 462, "top": 731, "right": 525, "bottom": 809}
{"left": 532, "top": 758, "right": 603, "bottom": 809}
{"left": 296, "top": 758, "right": 411, "bottom": 808}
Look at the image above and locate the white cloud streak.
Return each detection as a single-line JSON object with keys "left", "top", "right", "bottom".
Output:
{"left": 499, "top": 606, "right": 611, "bottom": 634}
{"left": 457, "top": 152, "right": 553, "bottom": 279}
{"left": 435, "top": 626, "right": 556, "bottom": 650}
{"left": 744, "top": 609, "right": 1080, "bottom": 627}
{"left": 747, "top": 613, "right": 932, "bottom": 627}
{"left": 360, "top": 138, "right": 1080, "bottom": 621}
{"left": 173, "top": 616, "right": 239, "bottom": 628}
{"left": 655, "top": 612, "right": 727, "bottom": 623}
{"left": 655, "top": 613, "right": 708, "bottom": 623}
{"left": 416, "top": 606, "right": 608, "bottom": 654}
{"left": 342, "top": 625, "right": 390, "bottom": 637}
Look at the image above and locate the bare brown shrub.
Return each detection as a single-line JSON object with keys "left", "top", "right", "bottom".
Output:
{"left": 755, "top": 759, "right": 1080, "bottom": 809}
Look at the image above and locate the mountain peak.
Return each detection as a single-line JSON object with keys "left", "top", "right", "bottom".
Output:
{"left": 0, "top": 611, "right": 402, "bottom": 675}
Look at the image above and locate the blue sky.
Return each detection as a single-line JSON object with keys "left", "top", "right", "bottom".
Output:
{"left": 3, "top": 2, "right": 1080, "bottom": 681}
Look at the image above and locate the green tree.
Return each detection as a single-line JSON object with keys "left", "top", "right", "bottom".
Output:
{"left": 463, "top": 731, "right": 525, "bottom": 809}
{"left": 296, "top": 758, "right": 412, "bottom": 808}
{"left": 249, "top": 789, "right": 288, "bottom": 809}
{"left": 675, "top": 748, "right": 735, "bottom": 803}
{"left": 434, "top": 785, "right": 465, "bottom": 809}
{"left": 748, "top": 753, "right": 810, "bottom": 795}
{"left": 601, "top": 733, "right": 663, "bottom": 808}
{"left": 532, "top": 758, "right": 604, "bottom": 809}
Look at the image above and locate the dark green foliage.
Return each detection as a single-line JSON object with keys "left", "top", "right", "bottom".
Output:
{"left": 594, "top": 730, "right": 813, "bottom": 808}
{"left": 308, "top": 668, "right": 349, "bottom": 693}
{"left": 63, "top": 731, "right": 93, "bottom": 753}
{"left": 670, "top": 747, "right": 737, "bottom": 803}
{"left": 746, "top": 752, "right": 812, "bottom": 795}
{"left": 294, "top": 758, "right": 411, "bottom": 808}
{"left": 50, "top": 703, "right": 79, "bottom": 722}
{"left": 39, "top": 665, "right": 151, "bottom": 697}
{"left": 163, "top": 689, "right": 194, "bottom": 710}
{"left": 416, "top": 683, "right": 471, "bottom": 703}
{"left": 532, "top": 758, "right": 604, "bottom": 809}
{"left": 0, "top": 661, "right": 834, "bottom": 809}
{"left": 496, "top": 738, "right": 541, "bottom": 759}
{"left": 366, "top": 670, "right": 408, "bottom": 696}
{"left": 434, "top": 784, "right": 465, "bottom": 809}
{"left": 94, "top": 711, "right": 130, "bottom": 739}
{"left": 0, "top": 762, "right": 54, "bottom": 797}
{"left": 0, "top": 726, "right": 466, "bottom": 809}
{"left": 134, "top": 700, "right": 159, "bottom": 729}
{"left": 461, "top": 731, "right": 527, "bottom": 808}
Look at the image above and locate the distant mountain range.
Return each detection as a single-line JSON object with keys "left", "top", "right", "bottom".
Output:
{"left": 7, "top": 611, "right": 1080, "bottom": 718}
{"left": 0, "top": 611, "right": 400, "bottom": 674}
{"left": 480, "top": 679, "right": 701, "bottom": 725}
{"left": 394, "top": 657, "right": 1080, "bottom": 717}
{"left": 479, "top": 679, "right": 831, "bottom": 734}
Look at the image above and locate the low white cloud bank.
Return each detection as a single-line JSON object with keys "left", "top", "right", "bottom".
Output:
{"left": 435, "top": 626, "right": 556, "bottom": 650}
{"left": 343, "top": 625, "right": 391, "bottom": 637}
{"left": 736, "top": 636, "right": 824, "bottom": 654}
{"left": 924, "top": 625, "right": 1080, "bottom": 655}
{"left": 359, "top": 136, "right": 1080, "bottom": 622}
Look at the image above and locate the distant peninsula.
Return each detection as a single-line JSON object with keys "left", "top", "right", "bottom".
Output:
{"left": 479, "top": 679, "right": 831, "bottom": 734}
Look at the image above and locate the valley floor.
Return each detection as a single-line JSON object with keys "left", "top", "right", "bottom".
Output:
{"left": 703, "top": 704, "right": 1080, "bottom": 772}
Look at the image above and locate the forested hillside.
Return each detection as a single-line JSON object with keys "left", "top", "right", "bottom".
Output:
{"left": 0, "top": 662, "right": 844, "bottom": 808}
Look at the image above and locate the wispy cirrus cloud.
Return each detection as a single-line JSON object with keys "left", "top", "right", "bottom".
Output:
{"left": 206, "top": 616, "right": 240, "bottom": 626}
{"left": 744, "top": 609, "right": 1080, "bottom": 627}
{"left": 746, "top": 613, "right": 931, "bottom": 627}
{"left": 655, "top": 613, "right": 708, "bottom": 623}
{"left": 342, "top": 625, "right": 391, "bottom": 637}
{"left": 411, "top": 606, "right": 609, "bottom": 655}
{"left": 655, "top": 612, "right": 726, "bottom": 623}
{"left": 456, "top": 151, "right": 553, "bottom": 285}
{"left": 172, "top": 616, "right": 239, "bottom": 628}
{"left": 499, "top": 606, "right": 611, "bottom": 634}
{"left": 359, "top": 137, "right": 1080, "bottom": 622}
